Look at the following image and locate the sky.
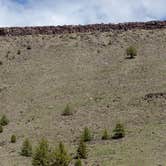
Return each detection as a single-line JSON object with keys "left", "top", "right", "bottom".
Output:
{"left": 0, "top": 0, "right": 166, "bottom": 27}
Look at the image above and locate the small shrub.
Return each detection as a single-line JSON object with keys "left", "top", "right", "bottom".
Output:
{"left": 112, "top": 123, "right": 125, "bottom": 139}
{"left": 126, "top": 46, "right": 137, "bottom": 59}
{"left": 27, "top": 45, "right": 31, "bottom": 50}
{"left": 11, "top": 135, "right": 16, "bottom": 143}
{"left": 102, "top": 129, "right": 109, "bottom": 140}
{"left": 76, "top": 139, "right": 88, "bottom": 159}
{"left": 82, "top": 127, "right": 92, "bottom": 142}
{"left": 62, "top": 104, "right": 73, "bottom": 116}
{"left": 75, "top": 159, "right": 82, "bottom": 166}
{"left": 32, "top": 138, "right": 50, "bottom": 166}
{"left": 17, "top": 50, "right": 21, "bottom": 55}
{"left": 0, "top": 61, "right": 3, "bottom": 65}
{"left": 0, "top": 125, "right": 3, "bottom": 133}
{"left": 0, "top": 115, "right": 9, "bottom": 126}
{"left": 21, "top": 138, "right": 32, "bottom": 157}
{"left": 51, "top": 142, "right": 71, "bottom": 166}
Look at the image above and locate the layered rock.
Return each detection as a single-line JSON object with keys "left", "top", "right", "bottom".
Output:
{"left": 0, "top": 21, "right": 166, "bottom": 36}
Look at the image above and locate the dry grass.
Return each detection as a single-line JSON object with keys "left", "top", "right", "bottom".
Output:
{"left": 0, "top": 29, "right": 166, "bottom": 165}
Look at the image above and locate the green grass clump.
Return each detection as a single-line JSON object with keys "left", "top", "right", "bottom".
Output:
{"left": 11, "top": 135, "right": 16, "bottom": 143}
{"left": 101, "top": 129, "right": 109, "bottom": 140}
{"left": 62, "top": 104, "right": 73, "bottom": 116}
{"left": 112, "top": 123, "right": 125, "bottom": 139}
{"left": 126, "top": 46, "right": 137, "bottom": 59}
{"left": 0, "top": 115, "right": 9, "bottom": 126}
{"left": 76, "top": 139, "right": 88, "bottom": 159}
{"left": 82, "top": 127, "right": 92, "bottom": 142}
{"left": 21, "top": 138, "right": 32, "bottom": 157}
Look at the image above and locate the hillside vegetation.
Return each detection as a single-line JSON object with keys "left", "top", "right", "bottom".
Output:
{"left": 0, "top": 28, "right": 166, "bottom": 166}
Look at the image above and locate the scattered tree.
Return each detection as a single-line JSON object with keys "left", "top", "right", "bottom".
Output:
{"left": 21, "top": 138, "right": 32, "bottom": 157}
{"left": 50, "top": 142, "right": 71, "bottom": 166}
{"left": 82, "top": 127, "right": 92, "bottom": 142}
{"left": 11, "top": 135, "right": 16, "bottom": 143}
{"left": 126, "top": 46, "right": 137, "bottom": 59}
{"left": 112, "top": 123, "right": 125, "bottom": 139}
{"left": 32, "top": 138, "right": 50, "bottom": 166}
{"left": 0, "top": 115, "right": 9, "bottom": 126}
{"left": 76, "top": 139, "right": 88, "bottom": 159}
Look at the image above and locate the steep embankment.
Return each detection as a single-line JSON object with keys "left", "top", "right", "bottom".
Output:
{"left": 0, "top": 22, "right": 166, "bottom": 166}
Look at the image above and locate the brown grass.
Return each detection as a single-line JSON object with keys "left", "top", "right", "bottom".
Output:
{"left": 0, "top": 29, "right": 166, "bottom": 165}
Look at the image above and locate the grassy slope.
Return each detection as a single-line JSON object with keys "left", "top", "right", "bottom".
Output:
{"left": 0, "top": 29, "right": 166, "bottom": 166}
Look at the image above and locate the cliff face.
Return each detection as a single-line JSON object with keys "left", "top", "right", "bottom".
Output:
{"left": 0, "top": 20, "right": 166, "bottom": 36}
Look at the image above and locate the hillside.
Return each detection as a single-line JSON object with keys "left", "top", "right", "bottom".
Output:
{"left": 0, "top": 22, "right": 166, "bottom": 166}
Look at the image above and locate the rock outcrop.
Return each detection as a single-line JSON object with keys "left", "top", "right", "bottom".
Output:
{"left": 0, "top": 21, "right": 166, "bottom": 36}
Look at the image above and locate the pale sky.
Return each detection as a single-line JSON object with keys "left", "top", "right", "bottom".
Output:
{"left": 0, "top": 0, "right": 166, "bottom": 27}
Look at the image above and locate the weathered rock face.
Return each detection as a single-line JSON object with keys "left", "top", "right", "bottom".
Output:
{"left": 0, "top": 21, "right": 166, "bottom": 36}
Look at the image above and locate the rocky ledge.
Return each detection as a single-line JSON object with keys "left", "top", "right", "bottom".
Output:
{"left": 0, "top": 20, "right": 166, "bottom": 36}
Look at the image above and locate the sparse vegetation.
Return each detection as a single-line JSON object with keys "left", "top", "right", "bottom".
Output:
{"left": 1, "top": 26, "right": 166, "bottom": 165}
{"left": 112, "top": 123, "right": 125, "bottom": 139}
{"left": 76, "top": 139, "right": 88, "bottom": 159}
{"left": 32, "top": 138, "right": 50, "bottom": 166}
{"left": 0, "top": 115, "right": 9, "bottom": 126}
{"left": 11, "top": 135, "right": 16, "bottom": 143}
{"left": 101, "top": 129, "right": 109, "bottom": 140}
{"left": 21, "top": 138, "right": 32, "bottom": 157}
{"left": 62, "top": 104, "right": 73, "bottom": 116}
{"left": 126, "top": 46, "right": 137, "bottom": 59}
{"left": 82, "top": 127, "right": 92, "bottom": 142}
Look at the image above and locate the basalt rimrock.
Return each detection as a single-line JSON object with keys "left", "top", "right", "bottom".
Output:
{"left": 0, "top": 20, "right": 166, "bottom": 36}
{"left": 144, "top": 93, "right": 166, "bottom": 102}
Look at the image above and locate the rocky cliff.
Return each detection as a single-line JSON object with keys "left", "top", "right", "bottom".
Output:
{"left": 0, "top": 20, "right": 166, "bottom": 36}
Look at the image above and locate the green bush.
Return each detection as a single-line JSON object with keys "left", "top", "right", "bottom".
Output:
{"left": 50, "top": 142, "right": 71, "bottom": 166}
{"left": 0, "top": 125, "right": 3, "bottom": 133}
{"left": 126, "top": 46, "right": 137, "bottom": 59}
{"left": 32, "top": 138, "right": 50, "bottom": 166}
{"left": 101, "top": 129, "right": 109, "bottom": 140}
{"left": 0, "top": 115, "right": 9, "bottom": 126}
{"left": 21, "top": 138, "right": 32, "bottom": 157}
{"left": 112, "top": 123, "right": 125, "bottom": 139}
{"left": 11, "top": 135, "right": 16, "bottom": 143}
{"left": 75, "top": 159, "right": 82, "bottom": 166}
{"left": 76, "top": 139, "right": 88, "bottom": 159}
{"left": 81, "top": 127, "right": 92, "bottom": 142}
{"left": 62, "top": 104, "right": 73, "bottom": 116}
